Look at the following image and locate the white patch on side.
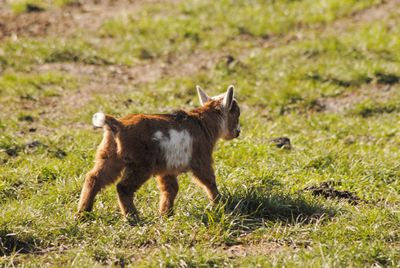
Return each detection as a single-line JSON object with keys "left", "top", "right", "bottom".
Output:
{"left": 153, "top": 129, "right": 193, "bottom": 169}
{"left": 93, "top": 112, "right": 106, "bottom": 127}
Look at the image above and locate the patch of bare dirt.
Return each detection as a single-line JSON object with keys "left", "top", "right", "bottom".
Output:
{"left": 0, "top": 0, "right": 167, "bottom": 40}
{"left": 303, "top": 181, "right": 361, "bottom": 204}
{"left": 331, "top": 0, "right": 400, "bottom": 31}
{"left": 318, "top": 84, "right": 396, "bottom": 113}
{"left": 269, "top": 137, "right": 292, "bottom": 150}
{"left": 28, "top": 50, "right": 224, "bottom": 121}
{"left": 249, "top": 0, "right": 400, "bottom": 50}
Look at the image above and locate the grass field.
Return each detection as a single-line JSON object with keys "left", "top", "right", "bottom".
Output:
{"left": 1, "top": 0, "right": 400, "bottom": 266}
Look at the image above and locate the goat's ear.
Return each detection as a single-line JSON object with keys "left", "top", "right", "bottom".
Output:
{"left": 196, "top": 85, "right": 210, "bottom": 106}
{"left": 222, "top": 85, "right": 234, "bottom": 111}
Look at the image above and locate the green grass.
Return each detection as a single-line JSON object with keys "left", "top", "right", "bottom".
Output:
{"left": 99, "top": 0, "right": 383, "bottom": 59}
{"left": 1, "top": 0, "right": 400, "bottom": 267}
{"left": 0, "top": 38, "right": 117, "bottom": 70}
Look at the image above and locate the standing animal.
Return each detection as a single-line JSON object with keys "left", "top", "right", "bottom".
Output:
{"left": 77, "top": 85, "right": 241, "bottom": 219}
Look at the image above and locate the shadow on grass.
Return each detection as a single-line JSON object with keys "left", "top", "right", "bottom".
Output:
{"left": 46, "top": 49, "right": 113, "bottom": 65}
{"left": 307, "top": 72, "right": 372, "bottom": 88}
{"left": 0, "top": 229, "right": 37, "bottom": 256}
{"left": 307, "top": 71, "right": 400, "bottom": 88}
{"left": 352, "top": 101, "right": 399, "bottom": 118}
{"left": 199, "top": 182, "right": 335, "bottom": 233}
{"left": 228, "top": 191, "right": 331, "bottom": 222}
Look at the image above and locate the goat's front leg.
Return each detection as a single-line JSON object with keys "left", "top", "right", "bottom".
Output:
{"left": 192, "top": 166, "right": 220, "bottom": 205}
{"left": 156, "top": 175, "right": 179, "bottom": 216}
{"left": 116, "top": 167, "right": 151, "bottom": 219}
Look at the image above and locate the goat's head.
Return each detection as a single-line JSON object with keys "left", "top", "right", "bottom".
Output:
{"left": 196, "top": 85, "right": 241, "bottom": 140}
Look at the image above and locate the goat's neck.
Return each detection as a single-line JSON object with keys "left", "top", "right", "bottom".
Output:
{"left": 197, "top": 108, "right": 224, "bottom": 148}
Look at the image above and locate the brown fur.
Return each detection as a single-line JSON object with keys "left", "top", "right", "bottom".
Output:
{"left": 77, "top": 86, "right": 240, "bottom": 219}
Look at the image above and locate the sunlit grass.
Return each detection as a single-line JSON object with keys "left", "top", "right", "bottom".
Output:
{"left": 1, "top": 0, "right": 399, "bottom": 266}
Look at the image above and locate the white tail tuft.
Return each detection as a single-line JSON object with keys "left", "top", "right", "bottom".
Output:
{"left": 92, "top": 112, "right": 106, "bottom": 127}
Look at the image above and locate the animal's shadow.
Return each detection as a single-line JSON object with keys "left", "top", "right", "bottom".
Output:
{"left": 0, "top": 229, "right": 36, "bottom": 256}
{"left": 197, "top": 180, "right": 335, "bottom": 233}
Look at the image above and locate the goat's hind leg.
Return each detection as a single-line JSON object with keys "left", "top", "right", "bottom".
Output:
{"left": 116, "top": 167, "right": 151, "bottom": 220}
{"left": 77, "top": 131, "right": 122, "bottom": 214}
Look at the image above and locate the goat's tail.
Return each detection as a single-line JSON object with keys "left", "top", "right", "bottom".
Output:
{"left": 92, "top": 112, "right": 122, "bottom": 133}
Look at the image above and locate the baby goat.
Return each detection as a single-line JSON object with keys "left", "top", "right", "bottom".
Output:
{"left": 77, "top": 85, "right": 241, "bottom": 219}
